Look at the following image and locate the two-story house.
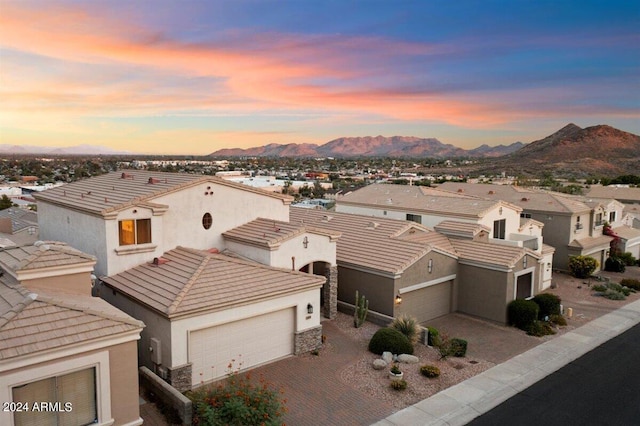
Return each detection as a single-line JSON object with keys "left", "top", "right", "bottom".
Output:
{"left": 34, "top": 170, "right": 339, "bottom": 390}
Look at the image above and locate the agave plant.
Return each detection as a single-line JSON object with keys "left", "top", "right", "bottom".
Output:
{"left": 390, "top": 314, "right": 420, "bottom": 344}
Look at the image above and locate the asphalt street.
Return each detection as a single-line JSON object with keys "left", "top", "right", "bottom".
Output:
{"left": 469, "top": 323, "right": 640, "bottom": 426}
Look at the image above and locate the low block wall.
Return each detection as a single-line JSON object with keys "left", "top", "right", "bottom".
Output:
{"left": 139, "top": 366, "right": 192, "bottom": 426}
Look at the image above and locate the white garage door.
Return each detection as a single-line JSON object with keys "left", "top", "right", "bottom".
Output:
{"left": 401, "top": 281, "right": 452, "bottom": 323}
{"left": 190, "top": 308, "right": 294, "bottom": 386}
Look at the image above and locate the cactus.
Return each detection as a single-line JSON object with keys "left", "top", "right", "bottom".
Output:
{"left": 353, "top": 290, "right": 369, "bottom": 328}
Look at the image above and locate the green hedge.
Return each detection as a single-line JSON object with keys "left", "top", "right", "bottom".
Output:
{"left": 368, "top": 327, "right": 414, "bottom": 355}
{"left": 508, "top": 299, "right": 539, "bottom": 331}
{"left": 425, "top": 326, "right": 440, "bottom": 346}
{"left": 621, "top": 278, "right": 640, "bottom": 291}
{"left": 605, "top": 256, "right": 626, "bottom": 273}
{"left": 449, "top": 338, "right": 468, "bottom": 357}
{"left": 532, "top": 293, "right": 561, "bottom": 319}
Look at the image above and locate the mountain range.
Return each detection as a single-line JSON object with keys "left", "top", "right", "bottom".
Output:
{"left": 0, "top": 144, "right": 131, "bottom": 156}
{"left": 211, "top": 136, "right": 525, "bottom": 158}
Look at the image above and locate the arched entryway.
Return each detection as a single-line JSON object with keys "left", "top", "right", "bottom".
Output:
{"left": 299, "top": 261, "right": 337, "bottom": 319}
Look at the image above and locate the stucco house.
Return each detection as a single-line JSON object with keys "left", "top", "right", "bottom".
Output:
{"left": 0, "top": 208, "right": 39, "bottom": 248}
{"left": 33, "top": 170, "right": 339, "bottom": 390}
{"left": 0, "top": 242, "right": 144, "bottom": 426}
{"left": 291, "top": 207, "right": 546, "bottom": 324}
{"left": 438, "top": 182, "right": 615, "bottom": 271}
{"left": 100, "top": 246, "right": 325, "bottom": 391}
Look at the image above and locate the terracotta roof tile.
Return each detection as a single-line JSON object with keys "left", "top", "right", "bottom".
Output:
{"left": 223, "top": 217, "right": 340, "bottom": 249}
{"left": 450, "top": 239, "right": 540, "bottom": 268}
{"left": 101, "top": 246, "right": 326, "bottom": 318}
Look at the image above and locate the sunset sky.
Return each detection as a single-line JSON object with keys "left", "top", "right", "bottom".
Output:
{"left": 1, "top": 1, "right": 638, "bottom": 155}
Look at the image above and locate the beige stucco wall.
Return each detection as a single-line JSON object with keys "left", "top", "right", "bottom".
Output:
{"left": 456, "top": 264, "right": 510, "bottom": 323}
{"left": 21, "top": 271, "right": 93, "bottom": 296}
{"left": 529, "top": 212, "right": 573, "bottom": 269}
{"left": 0, "top": 341, "right": 140, "bottom": 426}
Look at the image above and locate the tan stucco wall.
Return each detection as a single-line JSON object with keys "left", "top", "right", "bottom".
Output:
{"left": 529, "top": 212, "right": 573, "bottom": 269}
{"left": 1, "top": 341, "right": 140, "bottom": 426}
{"left": 21, "top": 271, "right": 93, "bottom": 296}
{"left": 337, "top": 266, "right": 395, "bottom": 316}
{"left": 456, "top": 264, "right": 509, "bottom": 323}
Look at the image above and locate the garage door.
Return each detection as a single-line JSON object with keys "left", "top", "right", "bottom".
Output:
{"left": 401, "top": 281, "right": 452, "bottom": 323}
{"left": 190, "top": 308, "right": 294, "bottom": 386}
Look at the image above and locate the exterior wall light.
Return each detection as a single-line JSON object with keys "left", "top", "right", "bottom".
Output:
{"left": 428, "top": 259, "right": 433, "bottom": 273}
{"left": 303, "top": 236, "right": 309, "bottom": 249}
{"left": 499, "top": 206, "right": 503, "bottom": 215}
{"left": 395, "top": 293, "right": 402, "bottom": 305}
{"left": 307, "top": 303, "right": 313, "bottom": 314}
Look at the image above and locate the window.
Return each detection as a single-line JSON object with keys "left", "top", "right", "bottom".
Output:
{"left": 609, "top": 211, "right": 616, "bottom": 222}
{"left": 406, "top": 214, "right": 422, "bottom": 224}
{"left": 119, "top": 219, "right": 151, "bottom": 245}
{"left": 493, "top": 219, "right": 506, "bottom": 239}
{"left": 594, "top": 213, "right": 603, "bottom": 227}
{"left": 202, "top": 212, "right": 212, "bottom": 230}
{"left": 520, "top": 213, "right": 532, "bottom": 219}
{"left": 13, "top": 368, "right": 97, "bottom": 426}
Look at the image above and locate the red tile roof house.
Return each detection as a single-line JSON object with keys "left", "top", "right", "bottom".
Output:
{"left": 34, "top": 170, "right": 339, "bottom": 391}
{"left": 0, "top": 241, "right": 144, "bottom": 426}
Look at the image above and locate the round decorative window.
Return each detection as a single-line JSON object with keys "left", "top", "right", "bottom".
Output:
{"left": 202, "top": 212, "right": 212, "bottom": 230}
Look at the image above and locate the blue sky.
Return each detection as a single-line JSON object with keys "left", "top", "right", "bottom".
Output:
{"left": 1, "top": 0, "right": 638, "bottom": 154}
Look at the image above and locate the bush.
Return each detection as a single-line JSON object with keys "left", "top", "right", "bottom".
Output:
{"left": 532, "top": 293, "right": 561, "bottom": 319}
{"left": 568, "top": 255, "right": 599, "bottom": 278}
{"left": 425, "top": 326, "right": 440, "bottom": 346}
{"left": 508, "top": 299, "right": 539, "bottom": 331}
{"left": 390, "top": 314, "right": 420, "bottom": 344}
{"left": 549, "top": 314, "right": 567, "bottom": 327}
{"left": 593, "top": 282, "right": 629, "bottom": 300}
{"left": 592, "top": 284, "right": 607, "bottom": 292}
{"left": 390, "top": 379, "right": 407, "bottom": 391}
{"left": 619, "top": 252, "right": 637, "bottom": 266}
{"left": 420, "top": 364, "right": 441, "bottom": 378}
{"left": 449, "top": 338, "right": 468, "bottom": 357}
{"left": 527, "top": 320, "right": 556, "bottom": 337}
{"left": 602, "top": 288, "right": 626, "bottom": 300}
{"left": 189, "top": 370, "right": 286, "bottom": 426}
{"left": 621, "top": 278, "right": 640, "bottom": 291}
{"left": 368, "top": 327, "right": 414, "bottom": 355}
{"left": 605, "top": 256, "right": 626, "bottom": 273}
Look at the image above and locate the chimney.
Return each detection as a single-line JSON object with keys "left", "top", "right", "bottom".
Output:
{"left": 148, "top": 177, "right": 161, "bottom": 184}
{"left": 121, "top": 172, "right": 134, "bottom": 179}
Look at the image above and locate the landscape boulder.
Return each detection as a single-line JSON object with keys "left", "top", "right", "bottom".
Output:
{"left": 382, "top": 351, "right": 393, "bottom": 363}
{"left": 372, "top": 359, "right": 387, "bottom": 370}
{"left": 397, "top": 354, "right": 419, "bottom": 364}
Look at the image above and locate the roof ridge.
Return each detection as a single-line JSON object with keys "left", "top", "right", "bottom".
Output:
{"left": 168, "top": 254, "right": 211, "bottom": 314}
{"left": 0, "top": 291, "right": 37, "bottom": 329}
{"left": 34, "top": 293, "right": 144, "bottom": 328}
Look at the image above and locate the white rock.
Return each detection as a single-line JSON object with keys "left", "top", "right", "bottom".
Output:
{"left": 397, "top": 354, "right": 419, "bottom": 364}
{"left": 382, "top": 351, "right": 393, "bottom": 363}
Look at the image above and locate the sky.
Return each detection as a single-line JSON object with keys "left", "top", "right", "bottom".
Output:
{"left": 1, "top": 0, "right": 638, "bottom": 155}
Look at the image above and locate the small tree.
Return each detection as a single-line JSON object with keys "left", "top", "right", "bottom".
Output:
{"left": 568, "top": 255, "right": 598, "bottom": 279}
{"left": 0, "top": 195, "right": 14, "bottom": 210}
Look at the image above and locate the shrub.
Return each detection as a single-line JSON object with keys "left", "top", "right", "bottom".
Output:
{"left": 449, "top": 338, "right": 468, "bottom": 357}
{"left": 390, "top": 314, "right": 420, "bottom": 344}
{"left": 592, "top": 284, "right": 607, "bottom": 292}
{"left": 621, "top": 278, "right": 640, "bottom": 291}
{"left": 425, "top": 326, "right": 440, "bottom": 346}
{"left": 568, "top": 255, "right": 598, "bottom": 278}
{"left": 618, "top": 252, "right": 637, "bottom": 266}
{"left": 390, "top": 379, "right": 407, "bottom": 391}
{"left": 368, "top": 327, "right": 414, "bottom": 355}
{"left": 549, "top": 314, "right": 567, "bottom": 327}
{"left": 532, "top": 293, "right": 561, "bottom": 319}
{"left": 527, "top": 320, "right": 556, "bottom": 337}
{"left": 605, "top": 256, "right": 626, "bottom": 273}
{"left": 602, "top": 288, "right": 626, "bottom": 300}
{"left": 420, "top": 364, "right": 441, "bottom": 378}
{"left": 508, "top": 299, "right": 539, "bottom": 331}
{"left": 189, "top": 370, "right": 286, "bottom": 426}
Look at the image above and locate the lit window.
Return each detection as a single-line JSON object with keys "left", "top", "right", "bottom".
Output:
{"left": 202, "top": 212, "right": 213, "bottom": 230}
{"left": 13, "top": 368, "right": 97, "bottom": 425}
{"left": 119, "top": 219, "right": 151, "bottom": 245}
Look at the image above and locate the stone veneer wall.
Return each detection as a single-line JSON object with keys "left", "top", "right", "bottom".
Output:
{"left": 168, "top": 363, "right": 192, "bottom": 392}
{"left": 324, "top": 266, "right": 338, "bottom": 319}
{"left": 294, "top": 325, "right": 323, "bottom": 354}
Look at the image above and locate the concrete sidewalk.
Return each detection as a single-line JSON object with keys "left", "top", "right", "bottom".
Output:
{"left": 373, "top": 298, "right": 640, "bottom": 426}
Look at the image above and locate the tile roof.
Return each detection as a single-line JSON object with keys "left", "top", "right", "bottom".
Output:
{"left": 0, "top": 277, "right": 143, "bottom": 361}
{"left": 0, "top": 209, "right": 38, "bottom": 233}
{"left": 290, "top": 207, "right": 455, "bottom": 275}
{"left": 0, "top": 241, "right": 95, "bottom": 272}
{"left": 434, "top": 220, "right": 491, "bottom": 239}
{"left": 33, "top": 170, "right": 292, "bottom": 217}
{"left": 612, "top": 225, "right": 640, "bottom": 241}
{"left": 568, "top": 234, "right": 614, "bottom": 249}
{"left": 519, "top": 218, "right": 545, "bottom": 231}
{"left": 438, "top": 182, "right": 592, "bottom": 214}
{"left": 450, "top": 239, "right": 540, "bottom": 269}
{"left": 223, "top": 217, "right": 341, "bottom": 249}
{"left": 585, "top": 185, "right": 640, "bottom": 203}
{"left": 338, "top": 183, "right": 515, "bottom": 218}
{"left": 101, "top": 246, "right": 326, "bottom": 318}
{"left": 395, "top": 230, "right": 457, "bottom": 257}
